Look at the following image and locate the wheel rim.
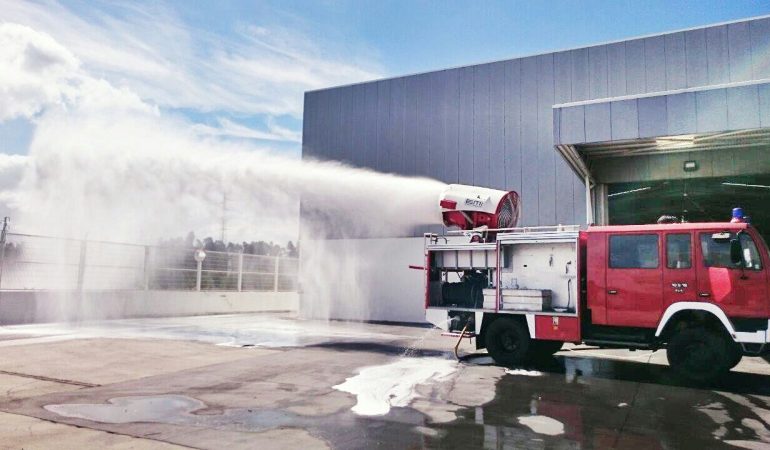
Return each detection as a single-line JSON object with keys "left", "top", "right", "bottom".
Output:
{"left": 499, "top": 330, "right": 519, "bottom": 353}
{"left": 680, "top": 338, "right": 717, "bottom": 372}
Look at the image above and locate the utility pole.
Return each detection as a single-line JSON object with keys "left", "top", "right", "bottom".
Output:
{"left": 220, "top": 191, "right": 227, "bottom": 243}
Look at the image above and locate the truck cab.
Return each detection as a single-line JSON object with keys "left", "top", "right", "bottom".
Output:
{"left": 424, "top": 221, "right": 770, "bottom": 384}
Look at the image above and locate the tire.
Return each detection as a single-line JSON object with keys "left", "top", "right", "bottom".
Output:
{"left": 666, "top": 327, "right": 729, "bottom": 384}
{"left": 726, "top": 342, "right": 743, "bottom": 370}
{"left": 486, "top": 317, "right": 531, "bottom": 367}
{"left": 529, "top": 340, "right": 564, "bottom": 361}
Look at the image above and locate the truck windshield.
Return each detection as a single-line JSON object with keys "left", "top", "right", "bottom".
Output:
{"left": 699, "top": 232, "right": 763, "bottom": 270}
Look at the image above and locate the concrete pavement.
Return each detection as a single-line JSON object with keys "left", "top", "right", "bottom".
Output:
{"left": 0, "top": 313, "right": 769, "bottom": 449}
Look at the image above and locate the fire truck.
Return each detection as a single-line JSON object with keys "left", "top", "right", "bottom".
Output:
{"left": 423, "top": 184, "right": 770, "bottom": 383}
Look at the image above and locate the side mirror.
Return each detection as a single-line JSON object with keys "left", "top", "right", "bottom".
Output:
{"left": 730, "top": 239, "right": 743, "bottom": 266}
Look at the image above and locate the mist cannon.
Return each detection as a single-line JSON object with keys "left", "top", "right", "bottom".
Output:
{"left": 438, "top": 184, "right": 520, "bottom": 238}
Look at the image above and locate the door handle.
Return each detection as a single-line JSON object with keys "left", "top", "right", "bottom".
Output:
{"left": 608, "top": 290, "right": 618, "bottom": 295}
{"left": 698, "top": 292, "right": 711, "bottom": 298}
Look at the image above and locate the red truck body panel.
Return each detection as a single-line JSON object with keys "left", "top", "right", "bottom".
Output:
{"left": 585, "top": 222, "right": 769, "bottom": 329}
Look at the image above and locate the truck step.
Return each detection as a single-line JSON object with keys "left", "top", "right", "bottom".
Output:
{"left": 442, "top": 331, "right": 476, "bottom": 338}
{"left": 583, "top": 339, "right": 653, "bottom": 349}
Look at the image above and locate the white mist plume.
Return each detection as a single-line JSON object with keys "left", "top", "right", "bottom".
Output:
{"left": 0, "top": 23, "right": 444, "bottom": 322}
{"left": 0, "top": 23, "right": 445, "bottom": 244}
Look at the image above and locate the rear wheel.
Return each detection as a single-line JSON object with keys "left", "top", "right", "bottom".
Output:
{"left": 486, "top": 318, "right": 530, "bottom": 367}
{"left": 667, "top": 327, "right": 729, "bottom": 384}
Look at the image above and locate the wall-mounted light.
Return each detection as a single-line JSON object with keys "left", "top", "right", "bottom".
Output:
{"left": 683, "top": 161, "right": 698, "bottom": 172}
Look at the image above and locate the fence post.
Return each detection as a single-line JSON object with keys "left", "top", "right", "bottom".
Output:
{"left": 143, "top": 246, "right": 150, "bottom": 291}
{"left": 237, "top": 252, "right": 244, "bottom": 292}
{"left": 196, "top": 259, "right": 203, "bottom": 291}
{"left": 76, "top": 239, "right": 87, "bottom": 292}
{"left": 273, "top": 257, "right": 280, "bottom": 292}
{"left": 0, "top": 217, "right": 9, "bottom": 290}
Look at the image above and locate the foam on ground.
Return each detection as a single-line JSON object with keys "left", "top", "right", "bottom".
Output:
{"left": 333, "top": 357, "right": 458, "bottom": 416}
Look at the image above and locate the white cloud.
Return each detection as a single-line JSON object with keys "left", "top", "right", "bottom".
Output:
{"left": 0, "top": 23, "right": 77, "bottom": 121}
{"left": 192, "top": 117, "right": 301, "bottom": 143}
{"left": 0, "top": 1, "right": 384, "bottom": 119}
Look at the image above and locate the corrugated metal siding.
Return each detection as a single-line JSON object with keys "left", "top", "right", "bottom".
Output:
{"left": 303, "top": 17, "right": 770, "bottom": 234}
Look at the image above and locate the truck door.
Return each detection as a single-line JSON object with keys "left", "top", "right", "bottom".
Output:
{"left": 696, "top": 231, "right": 768, "bottom": 316}
{"left": 606, "top": 233, "right": 663, "bottom": 328}
{"left": 662, "top": 232, "right": 697, "bottom": 310}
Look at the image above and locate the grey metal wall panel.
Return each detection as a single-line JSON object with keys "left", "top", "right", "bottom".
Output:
{"left": 560, "top": 106, "right": 585, "bottom": 144}
{"left": 638, "top": 96, "right": 667, "bottom": 138}
{"left": 750, "top": 18, "right": 770, "bottom": 79}
{"left": 584, "top": 103, "right": 611, "bottom": 142}
{"left": 504, "top": 59, "right": 522, "bottom": 195}
{"left": 489, "top": 62, "right": 506, "bottom": 189}
{"left": 759, "top": 83, "right": 770, "bottom": 127}
{"left": 664, "top": 32, "right": 687, "bottom": 90}
{"left": 728, "top": 22, "right": 753, "bottom": 82}
{"left": 554, "top": 51, "right": 572, "bottom": 103}
{"left": 610, "top": 99, "right": 639, "bottom": 140}
{"left": 338, "top": 85, "right": 354, "bottom": 164}
{"left": 606, "top": 42, "right": 627, "bottom": 97}
{"left": 644, "top": 36, "right": 666, "bottom": 93}
{"left": 588, "top": 46, "right": 608, "bottom": 99}
{"left": 685, "top": 29, "right": 708, "bottom": 87}
{"left": 388, "top": 78, "right": 405, "bottom": 174}
{"left": 625, "top": 39, "right": 646, "bottom": 95}
{"left": 363, "top": 82, "right": 379, "bottom": 169}
{"left": 537, "top": 54, "right": 556, "bottom": 225}
{"left": 324, "top": 89, "right": 339, "bottom": 160}
{"left": 667, "top": 92, "right": 696, "bottom": 135}
{"left": 520, "top": 56, "right": 539, "bottom": 226}
{"left": 442, "top": 70, "right": 460, "bottom": 183}
{"left": 402, "top": 77, "right": 418, "bottom": 176}
{"left": 375, "top": 81, "right": 390, "bottom": 172}
{"left": 416, "top": 74, "right": 432, "bottom": 177}
{"left": 570, "top": 48, "right": 589, "bottom": 101}
{"left": 458, "top": 67, "right": 474, "bottom": 185}
{"left": 696, "top": 88, "right": 728, "bottom": 133}
{"left": 473, "top": 64, "right": 491, "bottom": 186}
{"left": 350, "top": 84, "right": 366, "bottom": 167}
{"left": 706, "top": 26, "right": 729, "bottom": 84}
{"left": 427, "top": 72, "right": 444, "bottom": 181}
{"left": 727, "top": 85, "right": 760, "bottom": 130}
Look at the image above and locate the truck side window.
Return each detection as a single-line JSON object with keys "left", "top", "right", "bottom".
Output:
{"left": 666, "top": 234, "right": 691, "bottom": 269}
{"left": 609, "top": 234, "right": 659, "bottom": 269}
{"left": 700, "top": 233, "right": 763, "bottom": 270}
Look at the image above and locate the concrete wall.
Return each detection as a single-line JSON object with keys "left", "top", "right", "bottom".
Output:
{"left": 300, "top": 237, "right": 426, "bottom": 323}
{"left": 0, "top": 290, "right": 298, "bottom": 325}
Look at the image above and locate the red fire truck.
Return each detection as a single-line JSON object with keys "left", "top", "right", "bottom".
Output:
{"left": 424, "top": 184, "right": 770, "bottom": 383}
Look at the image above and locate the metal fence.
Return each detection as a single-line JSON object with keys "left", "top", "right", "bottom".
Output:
{"left": 0, "top": 232, "right": 298, "bottom": 292}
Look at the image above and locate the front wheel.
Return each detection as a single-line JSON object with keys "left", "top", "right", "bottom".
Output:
{"left": 486, "top": 318, "right": 530, "bottom": 367}
{"left": 667, "top": 327, "right": 729, "bottom": 384}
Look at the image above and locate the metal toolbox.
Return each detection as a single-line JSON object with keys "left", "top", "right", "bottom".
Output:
{"left": 500, "top": 289, "right": 552, "bottom": 311}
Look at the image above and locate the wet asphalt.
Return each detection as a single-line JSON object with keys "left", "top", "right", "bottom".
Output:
{"left": 0, "top": 313, "right": 769, "bottom": 449}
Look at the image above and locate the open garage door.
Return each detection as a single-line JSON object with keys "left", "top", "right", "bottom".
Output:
{"left": 609, "top": 174, "right": 770, "bottom": 241}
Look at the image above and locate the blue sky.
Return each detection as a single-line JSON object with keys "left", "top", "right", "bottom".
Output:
{"left": 2, "top": 0, "right": 770, "bottom": 157}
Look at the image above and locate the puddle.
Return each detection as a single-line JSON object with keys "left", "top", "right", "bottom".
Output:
{"left": 333, "top": 357, "right": 458, "bottom": 416}
{"left": 45, "top": 394, "right": 432, "bottom": 449}
{"left": 45, "top": 395, "right": 205, "bottom": 424}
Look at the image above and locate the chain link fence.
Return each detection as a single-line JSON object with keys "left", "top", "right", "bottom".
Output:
{"left": 0, "top": 232, "right": 298, "bottom": 292}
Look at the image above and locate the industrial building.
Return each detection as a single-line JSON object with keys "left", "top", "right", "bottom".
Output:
{"left": 301, "top": 15, "right": 770, "bottom": 322}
